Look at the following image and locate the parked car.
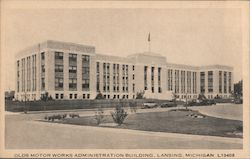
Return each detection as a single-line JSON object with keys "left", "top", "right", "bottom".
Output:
{"left": 142, "top": 102, "right": 158, "bottom": 109}
{"left": 207, "top": 99, "right": 216, "bottom": 105}
{"left": 187, "top": 99, "right": 215, "bottom": 106}
{"left": 160, "top": 101, "right": 177, "bottom": 108}
{"left": 234, "top": 98, "right": 243, "bottom": 104}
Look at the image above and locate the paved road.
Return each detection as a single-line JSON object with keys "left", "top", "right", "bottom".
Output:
{"left": 5, "top": 110, "right": 242, "bottom": 149}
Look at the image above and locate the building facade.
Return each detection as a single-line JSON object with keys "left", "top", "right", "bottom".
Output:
{"left": 15, "top": 40, "right": 233, "bottom": 101}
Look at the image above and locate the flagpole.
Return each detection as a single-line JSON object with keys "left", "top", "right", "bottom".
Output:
{"left": 149, "top": 40, "right": 151, "bottom": 52}
{"left": 148, "top": 32, "right": 151, "bottom": 52}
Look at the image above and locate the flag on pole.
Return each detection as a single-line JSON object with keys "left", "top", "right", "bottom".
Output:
{"left": 148, "top": 32, "right": 151, "bottom": 42}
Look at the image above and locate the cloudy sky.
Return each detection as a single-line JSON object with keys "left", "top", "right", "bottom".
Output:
{"left": 2, "top": 5, "right": 243, "bottom": 90}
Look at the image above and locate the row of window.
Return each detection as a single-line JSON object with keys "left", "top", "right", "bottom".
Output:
{"left": 55, "top": 93, "right": 90, "bottom": 99}
{"left": 103, "top": 94, "right": 135, "bottom": 99}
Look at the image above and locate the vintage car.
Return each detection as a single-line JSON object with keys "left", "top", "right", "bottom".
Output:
{"left": 142, "top": 102, "right": 158, "bottom": 109}
{"left": 160, "top": 101, "right": 177, "bottom": 108}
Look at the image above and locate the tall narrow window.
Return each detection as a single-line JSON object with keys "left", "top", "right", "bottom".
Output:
{"left": 224, "top": 72, "right": 227, "bottom": 93}
{"left": 69, "top": 53, "right": 77, "bottom": 91}
{"left": 82, "top": 55, "right": 90, "bottom": 91}
{"left": 208, "top": 71, "right": 213, "bottom": 93}
{"left": 96, "top": 62, "right": 100, "bottom": 92}
{"left": 144, "top": 66, "right": 148, "bottom": 90}
{"left": 200, "top": 72, "right": 205, "bottom": 93}
{"left": 168, "top": 69, "right": 173, "bottom": 91}
{"left": 41, "top": 52, "right": 45, "bottom": 90}
{"left": 158, "top": 67, "right": 161, "bottom": 93}
{"left": 229, "top": 72, "right": 232, "bottom": 93}
{"left": 151, "top": 67, "right": 154, "bottom": 93}
{"left": 219, "top": 71, "right": 222, "bottom": 93}
{"left": 175, "top": 70, "right": 179, "bottom": 93}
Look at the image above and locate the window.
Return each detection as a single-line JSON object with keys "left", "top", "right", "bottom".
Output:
{"left": 74, "top": 94, "right": 77, "bottom": 99}
{"left": 175, "top": 70, "right": 180, "bottom": 93}
{"left": 69, "top": 94, "right": 73, "bottom": 99}
{"left": 186, "top": 71, "right": 191, "bottom": 94}
{"left": 55, "top": 52, "right": 63, "bottom": 60}
{"left": 82, "top": 55, "right": 90, "bottom": 62}
{"left": 69, "top": 78, "right": 77, "bottom": 90}
{"left": 41, "top": 65, "right": 45, "bottom": 73}
{"left": 158, "top": 67, "right": 161, "bottom": 93}
{"left": 132, "top": 65, "right": 135, "bottom": 71}
{"left": 69, "top": 53, "right": 77, "bottom": 60}
{"left": 219, "top": 71, "right": 222, "bottom": 93}
{"left": 55, "top": 94, "right": 59, "bottom": 99}
{"left": 168, "top": 69, "right": 173, "bottom": 91}
{"left": 41, "top": 78, "right": 45, "bottom": 90}
{"left": 87, "top": 94, "right": 90, "bottom": 99}
{"left": 96, "top": 62, "right": 100, "bottom": 91}
{"left": 144, "top": 66, "right": 148, "bottom": 90}
{"left": 208, "top": 71, "right": 213, "bottom": 93}
{"left": 60, "top": 94, "right": 64, "bottom": 99}
{"left": 82, "top": 79, "right": 89, "bottom": 90}
{"left": 224, "top": 72, "right": 227, "bottom": 93}
{"left": 55, "top": 65, "right": 63, "bottom": 72}
{"left": 229, "top": 72, "right": 232, "bottom": 93}
{"left": 82, "top": 67, "right": 89, "bottom": 74}
{"left": 83, "top": 94, "right": 86, "bottom": 99}
{"left": 41, "top": 52, "right": 45, "bottom": 60}
{"left": 200, "top": 72, "right": 205, "bottom": 93}
{"left": 192, "top": 72, "right": 197, "bottom": 94}
{"left": 69, "top": 66, "right": 77, "bottom": 73}
{"left": 55, "top": 78, "right": 63, "bottom": 89}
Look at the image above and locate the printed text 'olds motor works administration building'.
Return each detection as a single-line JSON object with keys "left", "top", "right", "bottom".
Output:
{"left": 15, "top": 40, "right": 233, "bottom": 101}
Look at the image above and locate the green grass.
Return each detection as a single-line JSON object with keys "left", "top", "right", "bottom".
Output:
{"left": 57, "top": 110, "right": 242, "bottom": 138}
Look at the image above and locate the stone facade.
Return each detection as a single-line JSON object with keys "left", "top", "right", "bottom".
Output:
{"left": 15, "top": 40, "right": 233, "bottom": 101}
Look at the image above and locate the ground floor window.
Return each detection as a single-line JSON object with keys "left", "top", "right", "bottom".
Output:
{"left": 55, "top": 94, "right": 59, "bottom": 99}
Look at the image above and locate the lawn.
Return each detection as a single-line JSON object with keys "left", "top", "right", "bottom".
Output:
{"left": 55, "top": 109, "right": 242, "bottom": 138}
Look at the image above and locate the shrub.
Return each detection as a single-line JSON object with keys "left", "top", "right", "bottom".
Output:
{"left": 236, "top": 125, "right": 243, "bottom": 132}
{"left": 94, "top": 107, "right": 105, "bottom": 125}
{"left": 111, "top": 103, "right": 128, "bottom": 125}
{"left": 69, "top": 113, "right": 80, "bottom": 118}
{"left": 45, "top": 114, "right": 67, "bottom": 122}
{"left": 62, "top": 114, "right": 67, "bottom": 119}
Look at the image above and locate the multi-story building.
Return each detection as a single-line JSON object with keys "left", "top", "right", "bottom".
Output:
{"left": 15, "top": 40, "right": 233, "bottom": 101}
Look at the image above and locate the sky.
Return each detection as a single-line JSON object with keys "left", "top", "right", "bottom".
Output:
{"left": 2, "top": 7, "right": 243, "bottom": 90}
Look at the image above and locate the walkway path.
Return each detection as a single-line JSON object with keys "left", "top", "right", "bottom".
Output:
{"left": 190, "top": 104, "right": 242, "bottom": 121}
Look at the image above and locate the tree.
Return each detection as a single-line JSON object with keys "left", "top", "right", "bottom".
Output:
{"left": 95, "top": 92, "right": 105, "bottom": 100}
{"left": 198, "top": 93, "right": 207, "bottom": 101}
{"left": 41, "top": 91, "right": 49, "bottom": 111}
{"left": 136, "top": 91, "right": 145, "bottom": 99}
{"left": 234, "top": 80, "right": 243, "bottom": 98}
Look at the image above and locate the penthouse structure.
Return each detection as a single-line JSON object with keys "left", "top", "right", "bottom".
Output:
{"left": 15, "top": 40, "right": 233, "bottom": 101}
